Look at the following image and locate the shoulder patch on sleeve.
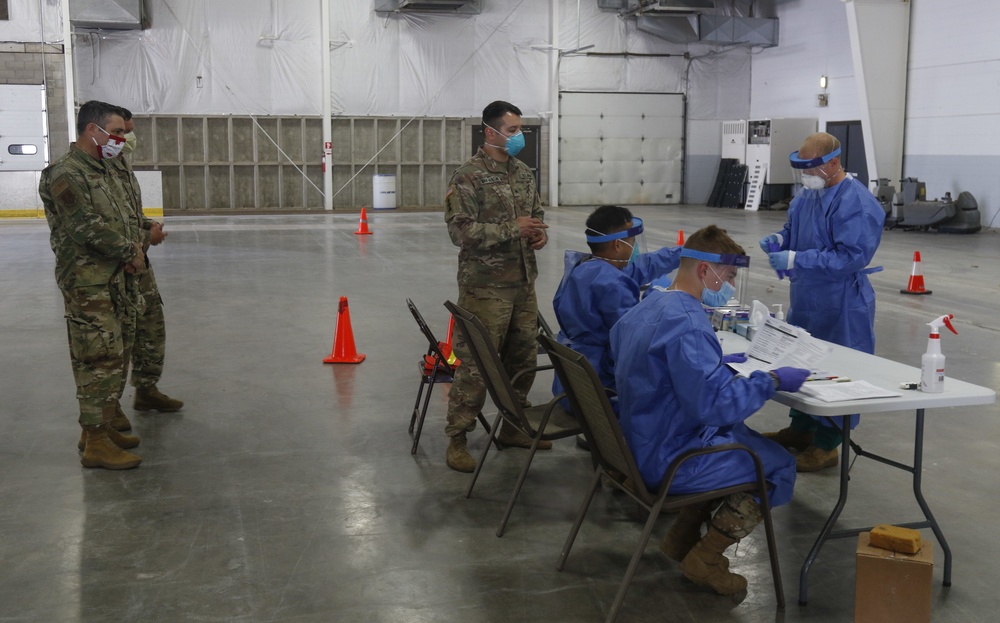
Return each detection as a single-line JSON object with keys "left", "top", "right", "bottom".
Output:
{"left": 52, "top": 178, "right": 78, "bottom": 208}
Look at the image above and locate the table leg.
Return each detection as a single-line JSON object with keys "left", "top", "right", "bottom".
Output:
{"left": 912, "top": 408, "right": 953, "bottom": 586}
{"left": 798, "top": 415, "right": 851, "bottom": 606}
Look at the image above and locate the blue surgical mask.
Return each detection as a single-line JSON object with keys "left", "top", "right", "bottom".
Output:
{"left": 701, "top": 265, "right": 736, "bottom": 307}
{"left": 486, "top": 124, "right": 525, "bottom": 157}
{"left": 504, "top": 131, "right": 525, "bottom": 157}
{"left": 702, "top": 284, "right": 732, "bottom": 307}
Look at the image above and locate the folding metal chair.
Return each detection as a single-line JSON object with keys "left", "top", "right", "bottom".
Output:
{"left": 445, "top": 301, "right": 580, "bottom": 537}
{"left": 539, "top": 334, "right": 785, "bottom": 622}
{"left": 537, "top": 310, "right": 556, "bottom": 339}
{"left": 405, "top": 298, "right": 493, "bottom": 455}
{"left": 536, "top": 310, "right": 556, "bottom": 357}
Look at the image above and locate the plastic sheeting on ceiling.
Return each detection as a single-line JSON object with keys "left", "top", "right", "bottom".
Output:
{"left": 330, "top": 0, "right": 549, "bottom": 116}
{"left": 3, "top": 0, "right": 750, "bottom": 123}
{"left": 69, "top": 0, "right": 551, "bottom": 117}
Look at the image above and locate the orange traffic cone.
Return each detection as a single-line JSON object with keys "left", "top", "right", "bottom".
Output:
{"left": 323, "top": 296, "right": 366, "bottom": 363}
{"left": 354, "top": 207, "right": 373, "bottom": 235}
{"left": 676, "top": 230, "right": 685, "bottom": 246}
{"left": 900, "top": 251, "right": 932, "bottom": 295}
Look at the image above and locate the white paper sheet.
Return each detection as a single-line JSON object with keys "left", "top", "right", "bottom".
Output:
{"left": 727, "top": 317, "right": 831, "bottom": 377}
{"left": 798, "top": 380, "right": 903, "bottom": 402}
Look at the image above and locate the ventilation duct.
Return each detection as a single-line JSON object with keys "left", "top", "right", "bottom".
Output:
{"left": 700, "top": 15, "right": 778, "bottom": 47}
{"left": 599, "top": 0, "right": 778, "bottom": 47}
{"left": 598, "top": 0, "right": 715, "bottom": 11}
{"left": 374, "top": 0, "right": 483, "bottom": 14}
{"left": 636, "top": 14, "right": 699, "bottom": 43}
{"left": 70, "top": 0, "right": 145, "bottom": 30}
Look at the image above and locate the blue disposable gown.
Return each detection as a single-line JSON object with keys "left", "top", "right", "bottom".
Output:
{"left": 610, "top": 288, "right": 796, "bottom": 506}
{"left": 779, "top": 177, "right": 885, "bottom": 429}
{"left": 780, "top": 177, "right": 885, "bottom": 352}
{"left": 552, "top": 246, "right": 682, "bottom": 407}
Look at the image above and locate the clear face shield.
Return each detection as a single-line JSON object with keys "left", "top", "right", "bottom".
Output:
{"left": 585, "top": 216, "right": 647, "bottom": 265}
{"left": 680, "top": 248, "right": 751, "bottom": 309}
{"left": 789, "top": 147, "right": 840, "bottom": 190}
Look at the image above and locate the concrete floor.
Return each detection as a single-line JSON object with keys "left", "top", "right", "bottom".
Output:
{"left": 1, "top": 205, "right": 998, "bottom": 622}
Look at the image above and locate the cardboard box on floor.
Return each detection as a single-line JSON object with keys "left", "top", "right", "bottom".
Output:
{"left": 855, "top": 531, "right": 933, "bottom": 623}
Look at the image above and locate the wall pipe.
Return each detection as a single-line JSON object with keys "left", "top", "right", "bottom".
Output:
{"left": 61, "top": 0, "right": 75, "bottom": 140}
{"left": 548, "top": 0, "right": 559, "bottom": 207}
{"left": 321, "top": 0, "right": 333, "bottom": 210}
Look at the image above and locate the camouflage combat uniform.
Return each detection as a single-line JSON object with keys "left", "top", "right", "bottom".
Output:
{"left": 110, "top": 156, "right": 167, "bottom": 390}
{"left": 39, "top": 145, "right": 142, "bottom": 426}
{"left": 444, "top": 147, "right": 544, "bottom": 436}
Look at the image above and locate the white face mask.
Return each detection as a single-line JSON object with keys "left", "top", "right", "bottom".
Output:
{"left": 801, "top": 173, "right": 827, "bottom": 190}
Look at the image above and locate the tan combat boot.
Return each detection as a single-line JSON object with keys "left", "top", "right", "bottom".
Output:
{"left": 496, "top": 420, "right": 552, "bottom": 450}
{"left": 80, "top": 423, "right": 142, "bottom": 470}
{"left": 109, "top": 402, "right": 133, "bottom": 431}
{"left": 660, "top": 501, "right": 724, "bottom": 566}
{"left": 134, "top": 386, "right": 184, "bottom": 412}
{"left": 680, "top": 527, "right": 747, "bottom": 597}
{"left": 78, "top": 418, "right": 140, "bottom": 451}
{"left": 446, "top": 433, "right": 477, "bottom": 473}
{"left": 763, "top": 427, "right": 813, "bottom": 451}
{"left": 796, "top": 445, "right": 839, "bottom": 472}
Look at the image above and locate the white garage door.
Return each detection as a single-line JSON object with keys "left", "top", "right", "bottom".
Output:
{"left": 560, "top": 92, "right": 684, "bottom": 206}
{"left": 0, "top": 84, "right": 48, "bottom": 171}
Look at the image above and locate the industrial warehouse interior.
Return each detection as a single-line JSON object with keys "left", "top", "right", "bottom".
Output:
{"left": 1, "top": 1, "right": 999, "bottom": 622}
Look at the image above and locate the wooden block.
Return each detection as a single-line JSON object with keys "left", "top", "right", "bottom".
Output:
{"left": 870, "top": 524, "right": 922, "bottom": 555}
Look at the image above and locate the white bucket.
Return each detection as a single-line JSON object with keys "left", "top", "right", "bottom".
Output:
{"left": 372, "top": 174, "right": 397, "bottom": 210}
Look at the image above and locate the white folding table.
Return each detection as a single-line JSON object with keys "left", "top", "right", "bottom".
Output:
{"left": 722, "top": 334, "right": 996, "bottom": 605}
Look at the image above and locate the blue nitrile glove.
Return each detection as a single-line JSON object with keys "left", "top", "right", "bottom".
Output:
{"left": 722, "top": 353, "right": 747, "bottom": 364}
{"left": 759, "top": 233, "right": 781, "bottom": 253}
{"left": 768, "top": 250, "right": 795, "bottom": 271}
{"left": 770, "top": 367, "right": 810, "bottom": 392}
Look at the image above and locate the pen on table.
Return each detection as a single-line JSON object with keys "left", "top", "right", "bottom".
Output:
{"left": 806, "top": 376, "right": 851, "bottom": 382}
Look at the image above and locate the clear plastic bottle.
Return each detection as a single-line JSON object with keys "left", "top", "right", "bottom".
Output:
{"left": 920, "top": 314, "right": 957, "bottom": 393}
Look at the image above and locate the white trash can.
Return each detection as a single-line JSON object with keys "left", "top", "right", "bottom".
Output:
{"left": 372, "top": 174, "right": 397, "bottom": 210}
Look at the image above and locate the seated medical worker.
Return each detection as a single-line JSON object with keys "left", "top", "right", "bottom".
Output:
{"left": 610, "top": 224, "right": 810, "bottom": 598}
{"left": 551, "top": 205, "right": 682, "bottom": 410}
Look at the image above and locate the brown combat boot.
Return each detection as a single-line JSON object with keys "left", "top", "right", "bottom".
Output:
{"left": 134, "top": 386, "right": 184, "bottom": 413}
{"left": 660, "top": 501, "right": 722, "bottom": 566}
{"left": 109, "top": 402, "right": 133, "bottom": 431}
{"left": 496, "top": 420, "right": 552, "bottom": 450}
{"left": 446, "top": 433, "right": 477, "bottom": 473}
{"left": 680, "top": 527, "right": 747, "bottom": 597}
{"left": 796, "top": 445, "right": 839, "bottom": 472}
{"left": 78, "top": 425, "right": 140, "bottom": 451}
{"left": 80, "top": 424, "right": 142, "bottom": 470}
{"left": 763, "top": 427, "right": 813, "bottom": 451}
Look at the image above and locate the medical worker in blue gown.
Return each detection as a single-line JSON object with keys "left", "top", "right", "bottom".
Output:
{"left": 610, "top": 225, "right": 809, "bottom": 598}
{"left": 551, "top": 205, "right": 682, "bottom": 412}
{"left": 760, "top": 132, "right": 885, "bottom": 472}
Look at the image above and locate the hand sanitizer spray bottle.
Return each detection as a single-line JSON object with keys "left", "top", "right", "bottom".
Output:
{"left": 771, "top": 304, "right": 784, "bottom": 321}
{"left": 920, "top": 314, "right": 958, "bottom": 393}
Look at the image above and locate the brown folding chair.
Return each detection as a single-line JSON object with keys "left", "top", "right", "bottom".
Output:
{"left": 405, "top": 298, "right": 493, "bottom": 455}
{"left": 539, "top": 334, "right": 785, "bottom": 622}
{"left": 445, "top": 301, "right": 581, "bottom": 537}
{"left": 536, "top": 310, "right": 556, "bottom": 339}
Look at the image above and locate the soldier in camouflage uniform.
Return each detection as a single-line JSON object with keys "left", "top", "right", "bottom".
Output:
{"left": 443, "top": 101, "right": 550, "bottom": 473}
{"left": 114, "top": 108, "right": 183, "bottom": 413}
{"left": 39, "top": 100, "right": 146, "bottom": 469}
